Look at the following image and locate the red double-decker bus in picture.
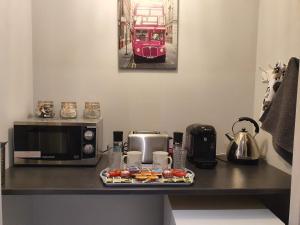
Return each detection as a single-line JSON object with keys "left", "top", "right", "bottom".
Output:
{"left": 131, "top": 3, "right": 166, "bottom": 63}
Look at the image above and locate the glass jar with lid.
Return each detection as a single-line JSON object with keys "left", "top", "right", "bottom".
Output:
{"left": 35, "top": 101, "right": 55, "bottom": 118}
{"left": 60, "top": 102, "right": 77, "bottom": 119}
{"left": 84, "top": 102, "right": 101, "bottom": 119}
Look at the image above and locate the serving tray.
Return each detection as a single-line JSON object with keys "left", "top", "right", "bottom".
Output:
{"left": 99, "top": 168, "right": 195, "bottom": 187}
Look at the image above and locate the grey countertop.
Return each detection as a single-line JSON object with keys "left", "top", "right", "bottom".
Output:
{"left": 1, "top": 155, "right": 291, "bottom": 195}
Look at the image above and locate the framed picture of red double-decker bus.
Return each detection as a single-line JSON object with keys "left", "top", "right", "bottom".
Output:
{"left": 118, "top": 0, "right": 178, "bottom": 70}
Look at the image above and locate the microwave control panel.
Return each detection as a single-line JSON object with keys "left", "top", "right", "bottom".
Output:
{"left": 82, "top": 127, "right": 97, "bottom": 159}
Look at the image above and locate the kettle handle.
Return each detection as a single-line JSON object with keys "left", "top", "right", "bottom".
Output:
{"left": 232, "top": 117, "right": 260, "bottom": 136}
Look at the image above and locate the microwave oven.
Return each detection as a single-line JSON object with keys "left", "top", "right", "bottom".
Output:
{"left": 13, "top": 118, "right": 103, "bottom": 166}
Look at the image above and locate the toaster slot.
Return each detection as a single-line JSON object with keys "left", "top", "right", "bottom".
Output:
{"left": 133, "top": 131, "right": 160, "bottom": 134}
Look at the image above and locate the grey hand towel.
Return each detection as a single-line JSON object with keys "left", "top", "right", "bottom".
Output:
{"left": 260, "top": 57, "right": 299, "bottom": 164}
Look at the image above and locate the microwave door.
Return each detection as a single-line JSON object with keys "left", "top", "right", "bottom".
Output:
{"left": 39, "top": 128, "right": 67, "bottom": 159}
{"left": 14, "top": 125, "right": 82, "bottom": 160}
{"left": 38, "top": 126, "right": 82, "bottom": 160}
{"left": 14, "top": 125, "right": 41, "bottom": 159}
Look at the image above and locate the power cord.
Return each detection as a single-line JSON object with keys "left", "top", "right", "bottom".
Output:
{"left": 100, "top": 145, "right": 113, "bottom": 153}
{"left": 100, "top": 140, "right": 128, "bottom": 154}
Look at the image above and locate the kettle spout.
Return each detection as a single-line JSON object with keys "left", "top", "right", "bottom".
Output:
{"left": 225, "top": 133, "right": 234, "bottom": 141}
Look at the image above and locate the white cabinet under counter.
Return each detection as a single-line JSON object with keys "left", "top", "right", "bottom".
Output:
{"left": 164, "top": 196, "right": 284, "bottom": 225}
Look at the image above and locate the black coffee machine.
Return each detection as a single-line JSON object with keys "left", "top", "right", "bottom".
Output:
{"left": 185, "top": 124, "right": 217, "bottom": 169}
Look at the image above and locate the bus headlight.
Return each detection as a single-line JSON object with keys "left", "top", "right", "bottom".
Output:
{"left": 137, "top": 48, "right": 141, "bottom": 53}
{"left": 160, "top": 48, "right": 165, "bottom": 53}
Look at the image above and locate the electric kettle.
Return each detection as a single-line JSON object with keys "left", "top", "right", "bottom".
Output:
{"left": 225, "top": 117, "right": 260, "bottom": 164}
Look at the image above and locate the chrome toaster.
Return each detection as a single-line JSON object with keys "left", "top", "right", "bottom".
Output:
{"left": 128, "top": 131, "right": 169, "bottom": 163}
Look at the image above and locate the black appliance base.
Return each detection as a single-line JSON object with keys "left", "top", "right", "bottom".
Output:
{"left": 194, "top": 160, "right": 218, "bottom": 169}
{"left": 228, "top": 159, "right": 259, "bottom": 165}
{"left": 13, "top": 155, "right": 102, "bottom": 167}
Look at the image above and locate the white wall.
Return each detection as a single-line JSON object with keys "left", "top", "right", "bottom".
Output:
{"left": 0, "top": 0, "right": 33, "bottom": 224}
{"left": 32, "top": 0, "right": 259, "bottom": 151}
{"left": 253, "top": 0, "right": 300, "bottom": 174}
